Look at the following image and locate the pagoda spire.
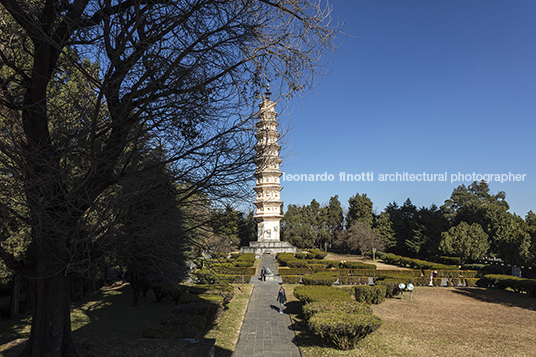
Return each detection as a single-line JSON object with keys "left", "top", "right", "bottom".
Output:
{"left": 240, "top": 88, "right": 297, "bottom": 255}
{"left": 253, "top": 86, "right": 283, "bottom": 241}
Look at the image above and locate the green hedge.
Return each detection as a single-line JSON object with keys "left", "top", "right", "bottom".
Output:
{"left": 302, "top": 271, "right": 338, "bottom": 286}
{"left": 307, "top": 259, "right": 337, "bottom": 268}
{"left": 294, "top": 285, "right": 353, "bottom": 304}
{"left": 374, "top": 274, "right": 415, "bottom": 298}
{"left": 383, "top": 253, "right": 460, "bottom": 271}
{"left": 438, "top": 256, "right": 462, "bottom": 265}
{"left": 309, "top": 249, "right": 328, "bottom": 259}
{"left": 462, "top": 264, "right": 504, "bottom": 276}
{"left": 191, "top": 269, "right": 251, "bottom": 285}
{"left": 278, "top": 267, "right": 312, "bottom": 276}
{"left": 477, "top": 274, "right": 536, "bottom": 296}
{"left": 236, "top": 253, "right": 256, "bottom": 263}
{"left": 303, "top": 300, "right": 372, "bottom": 320}
{"left": 376, "top": 272, "right": 415, "bottom": 281}
{"left": 338, "top": 269, "right": 385, "bottom": 278}
{"left": 308, "top": 307, "right": 382, "bottom": 350}
{"left": 354, "top": 285, "right": 386, "bottom": 304}
{"left": 233, "top": 261, "right": 253, "bottom": 268}
{"left": 296, "top": 287, "right": 383, "bottom": 350}
{"left": 339, "top": 261, "right": 377, "bottom": 269}
{"left": 422, "top": 269, "right": 477, "bottom": 279}
{"left": 465, "top": 278, "right": 478, "bottom": 287}
{"left": 276, "top": 253, "right": 296, "bottom": 266}
{"left": 338, "top": 276, "right": 364, "bottom": 285}
{"left": 287, "top": 260, "right": 308, "bottom": 268}
{"left": 282, "top": 275, "right": 301, "bottom": 284}
{"left": 210, "top": 266, "right": 256, "bottom": 275}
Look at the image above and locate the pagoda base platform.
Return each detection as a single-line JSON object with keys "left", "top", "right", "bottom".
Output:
{"left": 240, "top": 241, "right": 299, "bottom": 258}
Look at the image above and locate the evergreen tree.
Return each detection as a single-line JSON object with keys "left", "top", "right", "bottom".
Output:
{"left": 318, "top": 195, "right": 344, "bottom": 250}
{"left": 385, "top": 199, "right": 417, "bottom": 253}
{"left": 347, "top": 193, "right": 373, "bottom": 228}
{"left": 372, "top": 211, "right": 396, "bottom": 249}
{"left": 441, "top": 181, "right": 511, "bottom": 258}
{"left": 238, "top": 211, "right": 257, "bottom": 247}
{"left": 439, "top": 222, "right": 489, "bottom": 264}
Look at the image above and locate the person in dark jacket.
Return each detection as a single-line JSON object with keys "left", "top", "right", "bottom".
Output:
{"left": 277, "top": 286, "right": 287, "bottom": 314}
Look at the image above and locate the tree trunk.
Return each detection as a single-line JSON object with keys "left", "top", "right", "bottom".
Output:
{"left": 9, "top": 273, "right": 20, "bottom": 319}
{"left": 21, "top": 273, "right": 79, "bottom": 357}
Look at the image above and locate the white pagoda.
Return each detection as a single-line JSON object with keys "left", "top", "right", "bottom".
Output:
{"left": 241, "top": 87, "right": 298, "bottom": 256}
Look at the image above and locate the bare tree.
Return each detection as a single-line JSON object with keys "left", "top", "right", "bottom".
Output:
{"left": 0, "top": 0, "right": 338, "bottom": 355}
{"left": 335, "top": 221, "right": 385, "bottom": 257}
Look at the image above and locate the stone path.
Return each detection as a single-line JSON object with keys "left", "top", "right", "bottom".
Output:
{"left": 232, "top": 255, "right": 302, "bottom": 357}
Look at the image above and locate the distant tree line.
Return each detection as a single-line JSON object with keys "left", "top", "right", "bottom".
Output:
{"left": 280, "top": 181, "right": 536, "bottom": 268}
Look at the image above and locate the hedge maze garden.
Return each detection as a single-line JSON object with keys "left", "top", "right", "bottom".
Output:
{"left": 143, "top": 250, "right": 536, "bottom": 351}
{"left": 273, "top": 250, "right": 536, "bottom": 351}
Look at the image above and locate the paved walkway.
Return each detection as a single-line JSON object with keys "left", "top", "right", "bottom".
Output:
{"left": 233, "top": 255, "right": 302, "bottom": 357}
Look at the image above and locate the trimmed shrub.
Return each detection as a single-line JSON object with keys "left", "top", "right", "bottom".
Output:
{"left": 413, "top": 277, "right": 429, "bottom": 286}
{"left": 377, "top": 273, "right": 414, "bottom": 282}
{"left": 439, "top": 256, "right": 462, "bottom": 265}
{"left": 339, "top": 276, "right": 361, "bottom": 285}
{"left": 306, "top": 264, "right": 328, "bottom": 272}
{"left": 302, "top": 300, "right": 372, "bottom": 320}
{"left": 278, "top": 267, "right": 312, "bottom": 275}
{"left": 432, "top": 278, "right": 442, "bottom": 287}
{"left": 374, "top": 279, "right": 402, "bottom": 298}
{"left": 287, "top": 260, "right": 308, "bottom": 268}
{"left": 211, "top": 266, "right": 256, "bottom": 275}
{"left": 302, "top": 271, "right": 338, "bottom": 286}
{"left": 316, "top": 260, "right": 338, "bottom": 268}
{"left": 309, "top": 249, "right": 328, "bottom": 259}
{"left": 465, "top": 278, "right": 478, "bottom": 287}
{"left": 383, "top": 254, "right": 460, "bottom": 271}
{"left": 354, "top": 285, "right": 386, "bottom": 304}
{"left": 236, "top": 253, "right": 256, "bottom": 263}
{"left": 462, "top": 264, "right": 503, "bottom": 276}
{"left": 308, "top": 308, "right": 382, "bottom": 350}
{"left": 233, "top": 261, "right": 253, "bottom": 268}
{"left": 282, "top": 275, "right": 301, "bottom": 284}
{"left": 339, "top": 261, "right": 377, "bottom": 270}
{"left": 294, "top": 285, "right": 353, "bottom": 304}
{"left": 276, "top": 253, "right": 296, "bottom": 266}
{"left": 231, "top": 275, "right": 252, "bottom": 284}
{"left": 477, "top": 274, "right": 536, "bottom": 296}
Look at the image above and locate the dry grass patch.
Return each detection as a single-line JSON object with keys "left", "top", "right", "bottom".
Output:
{"left": 286, "top": 285, "right": 536, "bottom": 357}
{"left": 324, "top": 253, "right": 410, "bottom": 270}
{"left": 204, "top": 284, "right": 253, "bottom": 357}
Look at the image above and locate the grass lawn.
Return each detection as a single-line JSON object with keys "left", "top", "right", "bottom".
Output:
{"left": 286, "top": 284, "right": 536, "bottom": 357}
{"left": 204, "top": 283, "right": 252, "bottom": 357}
{"left": 0, "top": 282, "right": 253, "bottom": 357}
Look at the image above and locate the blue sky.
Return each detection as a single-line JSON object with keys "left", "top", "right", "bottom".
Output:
{"left": 273, "top": 0, "right": 536, "bottom": 216}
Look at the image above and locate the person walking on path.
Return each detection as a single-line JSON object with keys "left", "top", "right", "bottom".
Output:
{"left": 260, "top": 267, "right": 266, "bottom": 281}
{"left": 277, "top": 286, "right": 287, "bottom": 314}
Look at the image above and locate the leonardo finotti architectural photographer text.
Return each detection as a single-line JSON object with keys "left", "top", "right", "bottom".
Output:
{"left": 280, "top": 172, "right": 527, "bottom": 184}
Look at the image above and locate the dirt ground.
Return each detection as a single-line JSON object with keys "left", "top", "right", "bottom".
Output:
{"left": 369, "top": 286, "right": 536, "bottom": 357}
{"left": 288, "top": 285, "right": 536, "bottom": 357}
{"left": 324, "top": 252, "right": 411, "bottom": 270}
